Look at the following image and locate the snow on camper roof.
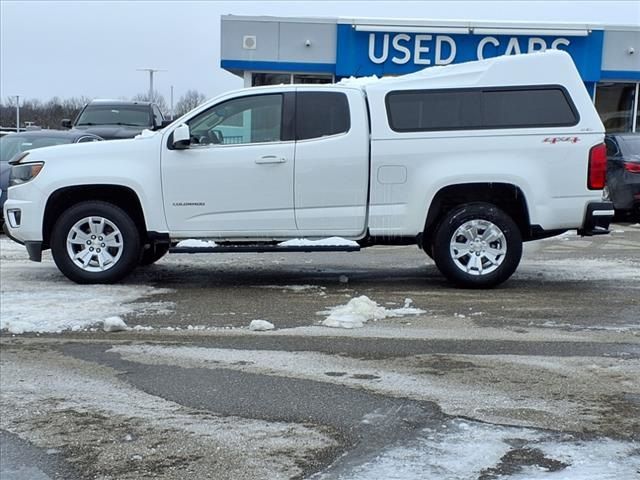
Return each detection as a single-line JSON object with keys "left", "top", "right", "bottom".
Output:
{"left": 340, "top": 50, "right": 582, "bottom": 91}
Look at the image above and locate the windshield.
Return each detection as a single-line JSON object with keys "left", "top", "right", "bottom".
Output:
{"left": 0, "top": 135, "right": 73, "bottom": 162}
{"left": 621, "top": 136, "right": 640, "bottom": 160}
{"left": 76, "top": 105, "right": 151, "bottom": 127}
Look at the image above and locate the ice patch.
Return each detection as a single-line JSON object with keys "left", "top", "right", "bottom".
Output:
{"left": 518, "top": 258, "right": 640, "bottom": 282}
{"left": 320, "top": 296, "right": 425, "bottom": 328}
{"left": 249, "top": 320, "right": 275, "bottom": 331}
{"left": 176, "top": 239, "right": 218, "bottom": 248}
{"left": 318, "top": 419, "right": 640, "bottom": 480}
{"left": 278, "top": 237, "right": 359, "bottom": 247}
{"left": 103, "top": 316, "right": 129, "bottom": 332}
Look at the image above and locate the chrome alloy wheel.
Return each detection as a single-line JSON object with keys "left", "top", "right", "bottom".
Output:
{"left": 66, "top": 216, "right": 124, "bottom": 272}
{"left": 449, "top": 219, "right": 507, "bottom": 276}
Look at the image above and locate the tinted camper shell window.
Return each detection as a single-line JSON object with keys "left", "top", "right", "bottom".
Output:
{"left": 386, "top": 85, "right": 579, "bottom": 132}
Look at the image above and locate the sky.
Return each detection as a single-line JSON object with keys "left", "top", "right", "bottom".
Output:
{"left": 1, "top": 0, "right": 638, "bottom": 105}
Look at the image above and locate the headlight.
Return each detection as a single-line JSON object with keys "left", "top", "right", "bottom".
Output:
{"left": 9, "top": 162, "right": 44, "bottom": 186}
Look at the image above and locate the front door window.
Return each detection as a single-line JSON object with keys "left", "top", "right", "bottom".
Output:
{"left": 188, "top": 94, "right": 283, "bottom": 146}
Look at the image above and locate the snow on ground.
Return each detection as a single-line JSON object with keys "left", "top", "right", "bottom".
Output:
{"left": 315, "top": 419, "right": 640, "bottom": 480}
{"left": 278, "top": 237, "right": 359, "bottom": 247}
{"left": 1, "top": 348, "right": 336, "bottom": 480}
{"left": 319, "top": 296, "right": 425, "bottom": 328}
{"left": 110, "top": 344, "right": 639, "bottom": 438}
{"left": 175, "top": 238, "right": 218, "bottom": 247}
{"left": 0, "top": 238, "right": 173, "bottom": 334}
{"left": 88, "top": 343, "right": 640, "bottom": 479}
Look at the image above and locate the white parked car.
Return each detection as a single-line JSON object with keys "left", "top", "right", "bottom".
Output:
{"left": 3, "top": 50, "right": 613, "bottom": 287}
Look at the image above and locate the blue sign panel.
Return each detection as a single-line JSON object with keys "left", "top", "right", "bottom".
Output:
{"left": 336, "top": 24, "right": 604, "bottom": 82}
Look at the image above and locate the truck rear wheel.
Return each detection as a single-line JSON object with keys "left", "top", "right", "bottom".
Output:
{"left": 51, "top": 201, "right": 140, "bottom": 284}
{"left": 431, "top": 203, "right": 522, "bottom": 288}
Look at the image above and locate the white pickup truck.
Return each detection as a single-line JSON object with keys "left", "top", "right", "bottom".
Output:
{"left": 4, "top": 50, "right": 613, "bottom": 287}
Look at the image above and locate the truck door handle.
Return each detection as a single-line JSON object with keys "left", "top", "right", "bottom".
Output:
{"left": 255, "top": 155, "right": 286, "bottom": 164}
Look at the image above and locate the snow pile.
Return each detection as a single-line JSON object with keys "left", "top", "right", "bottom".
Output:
{"left": 134, "top": 129, "right": 157, "bottom": 139}
{"left": 278, "top": 237, "right": 359, "bottom": 247}
{"left": 320, "top": 296, "right": 425, "bottom": 329}
{"left": 249, "top": 320, "right": 275, "bottom": 331}
{"left": 176, "top": 239, "right": 218, "bottom": 248}
{"left": 103, "top": 316, "right": 129, "bottom": 332}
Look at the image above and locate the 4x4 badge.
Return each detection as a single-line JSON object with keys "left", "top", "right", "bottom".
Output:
{"left": 543, "top": 137, "right": 580, "bottom": 144}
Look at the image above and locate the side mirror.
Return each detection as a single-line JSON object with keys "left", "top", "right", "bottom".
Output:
{"left": 61, "top": 119, "right": 72, "bottom": 129}
{"left": 172, "top": 124, "right": 191, "bottom": 149}
{"left": 160, "top": 119, "right": 173, "bottom": 129}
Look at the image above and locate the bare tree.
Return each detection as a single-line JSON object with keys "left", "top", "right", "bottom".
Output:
{"left": 1, "top": 96, "right": 89, "bottom": 129}
{"left": 132, "top": 91, "right": 168, "bottom": 116}
{"left": 175, "top": 90, "right": 207, "bottom": 117}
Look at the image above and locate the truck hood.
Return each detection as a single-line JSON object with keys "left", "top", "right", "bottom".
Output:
{"left": 74, "top": 124, "right": 148, "bottom": 140}
{"left": 18, "top": 134, "right": 161, "bottom": 164}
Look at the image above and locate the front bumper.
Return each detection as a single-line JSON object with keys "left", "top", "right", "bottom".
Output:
{"left": 578, "top": 201, "right": 615, "bottom": 236}
{"left": 3, "top": 184, "right": 46, "bottom": 261}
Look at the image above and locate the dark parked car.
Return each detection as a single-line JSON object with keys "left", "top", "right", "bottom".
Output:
{"left": 605, "top": 133, "right": 640, "bottom": 220}
{"left": 62, "top": 99, "right": 169, "bottom": 140}
{"left": 1, "top": 129, "right": 102, "bottom": 221}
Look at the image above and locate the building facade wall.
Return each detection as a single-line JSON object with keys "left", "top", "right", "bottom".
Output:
{"left": 221, "top": 15, "right": 640, "bottom": 132}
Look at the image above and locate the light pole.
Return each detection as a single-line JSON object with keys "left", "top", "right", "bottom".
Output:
{"left": 14, "top": 94, "right": 21, "bottom": 132}
{"left": 170, "top": 85, "right": 174, "bottom": 120}
{"left": 136, "top": 68, "right": 166, "bottom": 101}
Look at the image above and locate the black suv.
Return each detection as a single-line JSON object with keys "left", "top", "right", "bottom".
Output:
{"left": 62, "top": 100, "right": 170, "bottom": 140}
{"left": 605, "top": 133, "right": 640, "bottom": 220}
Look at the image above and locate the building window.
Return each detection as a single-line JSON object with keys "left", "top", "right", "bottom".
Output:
{"left": 252, "top": 73, "right": 291, "bottom": 87}
{"left": 595, "top": 83, "right": 638, "bottom": 133}
{"left": 293, "top": 74, "right": 333, "bottom": 84}
{"left": 251, "top": 72, "right": 333, "bottom": 87}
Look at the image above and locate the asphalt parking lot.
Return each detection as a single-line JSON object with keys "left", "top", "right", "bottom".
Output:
{"left": 1, "top": 225, "right": 639, "bottom": 479}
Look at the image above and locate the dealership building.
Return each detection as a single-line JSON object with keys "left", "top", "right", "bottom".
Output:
{"left": 220, "top": 15, "right": 640, "bottom": 132}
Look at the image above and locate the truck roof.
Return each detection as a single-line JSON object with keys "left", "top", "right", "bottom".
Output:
{"left": 88, "top": 99, "right": 154, "bottom": 106}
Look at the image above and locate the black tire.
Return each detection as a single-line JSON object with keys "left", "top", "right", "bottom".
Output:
{"left": 139, "top": 243, "right": 170, "bottom": 266}
{"left": 50, "top": 201, "right": 141, "bottom": 284}
{"left": 431, "top": 202, "right": 522, "bottom": 288}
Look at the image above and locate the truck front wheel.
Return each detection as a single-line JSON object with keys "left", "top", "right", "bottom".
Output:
{"left": 50, "top": 201, "right": 141, "bottom": 284}
{"left": 431, "top": 203, "right": 522, "bottom": 288}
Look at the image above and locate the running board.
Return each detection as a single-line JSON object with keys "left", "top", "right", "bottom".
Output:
{"left": 169, "top": 244, "right": 361, "bottom": 254}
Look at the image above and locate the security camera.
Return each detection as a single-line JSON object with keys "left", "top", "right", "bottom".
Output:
{"left": 628, "top": 47, "right": 635, "bottom": 54}
{"left": 305, "top": 39, "right": 312, "bottom": 47}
